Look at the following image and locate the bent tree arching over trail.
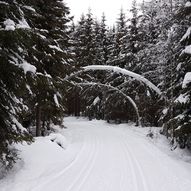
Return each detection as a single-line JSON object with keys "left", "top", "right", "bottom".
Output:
{"left": 65, "top": 65, "right": 162, "bottom": 96}
{"left": 65, "top": 65, "right": 163, "bottom": 125}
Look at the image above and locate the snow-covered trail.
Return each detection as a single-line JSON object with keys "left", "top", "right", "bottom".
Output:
{"left": 1, "top": 117, "right": 191, "bottom": 191}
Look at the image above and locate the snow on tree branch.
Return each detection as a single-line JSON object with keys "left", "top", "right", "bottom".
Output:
{"left": 83, "top": 65, "right": 162, "bottom": 95}
{"left": 65, "top": 65, "right": 162, "bottom": 96}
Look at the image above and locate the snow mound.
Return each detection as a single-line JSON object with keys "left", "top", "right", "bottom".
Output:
{"left": 47, "top": 133, "right": 68, "bottom": 149}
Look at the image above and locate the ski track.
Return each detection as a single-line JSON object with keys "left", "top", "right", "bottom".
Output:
{"left": 66, "top": 132, "right": 99, "bottom": 191}
{"left": 122, "top": 134, "right": 150, "bottom": 191}
{"left": 1, "top": 117, "right": 191, "bottom": 191}
{"left": 32, "top": 133, "right": 87, "bottom": 191}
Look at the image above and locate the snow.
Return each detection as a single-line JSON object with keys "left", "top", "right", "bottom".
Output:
{"left": 175, "top": 114, "right": 185, "bottom": 120}
{"left": 53, "top": 94, "right": 60, "bottom": 107}
{"left": 0, "top": 1, "right": 8, "bottom": 5}
{"left": 183, "top": 45, "right": 191, "bottom": 55}
{"left": 47, "top": 133, "right": 68, "bottom": 149}
{"left": 16, "top": 18, "right": 30, "bottom": 29}
{"left": 182, "top": 72, "right": 191, "bottom": 88}
{"left": 181, "top": 27, "right": 191, "bottom": 42}
{"left": 49, "top": 45, "right": 63, "bottom": 52}
{"left": 26, "top": 84, "right": 32, "bottom": 94}
{"left": 21, "top": 61, "right": 36, "bottom": 74}
{"left": 12, "top": 117, "right": 27, "bottom": 133}
{"left": 176, "top": 62, "right": 182, "bottom": 71}
{"left": 185, "top": 1, "right": 191, "bottom": 7}
{"left": 1, "top": 117, "right": 191, "bottom": 191}
{"left": 93, "top": 96, "right": 100, "bottom": 105}
{"left": 175, "top": 93, "right": 189, "bottom": 104}
{"left": 162, "top": 108, "right": 168, "bottom": 115}
{"left": 4, "top": 18, "right": 30, "bottom": 31}
{"left": 4, "top": 19, "right": 15, "bottom": 31}
{"left": 67, "top": 65, "right": 162, "bottom": 95}
{"left": 23, "top": 6, "right": 36, "bottom": 12}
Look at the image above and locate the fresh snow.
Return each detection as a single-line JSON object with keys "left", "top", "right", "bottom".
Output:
{"left": 182, "top": 72, "right": 191, "bottom": 88}
{"left": 162, "top": 108, "right": 168, "bottom": 115}
{"left": 4, "top": 18, "right": 30, "bottom": 31}
{"left": 1, "top": 117, "right": 191, "bottom": 191}
{"left": 93, "top": 96, "right": 100, "bottom": 105}
{"left": 175, "top": 93, "right": 189, "bottom": 104}
{"left": 16, "top": 18, "right": 30, "bottom": 29}
{"left": 21, "top": 61, "right": 36, "bottom": 74}
{"left": 23, "top": 6, "right": 36, "bottom": 12}
{"left": 185, "top": 1, "right": 191, "bottom": 7}
{"left": 47, "top": 133, "right": 68, "bottom": 149}
{"left": 4, "top": 19, "right": 15, "bottom": 31}
{"left": 180, "top": 27, "right": 191, "bottom": 42}
{"left": 176, "top": 62, "right": 182, "bottom": 71}
{"left": 53, "top": 94, "right": 60, "bottom": 107}
{"left": 183, "top": 45, "right": 191, "bottom": 55}
{"left": 49, "top": 45, "right": 63, "bottom": 52}
{"left": 12, "top": 117, "right": 27, "bottom": 133}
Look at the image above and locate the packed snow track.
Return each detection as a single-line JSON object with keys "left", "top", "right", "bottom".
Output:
{"left": 1, "top": 117, "right": 191, "bottom": 191}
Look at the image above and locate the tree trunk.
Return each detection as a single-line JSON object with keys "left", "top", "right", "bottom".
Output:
{"left": 36, "top": 104, "right": 41, "bottom": 137}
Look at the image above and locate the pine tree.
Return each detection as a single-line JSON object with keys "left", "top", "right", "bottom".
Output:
{"left": 0, "top": 0, "right": 33, "bottom": 169}
{"left": 93, "top": 14, "right": 109, "bottom": 66}
{"left": 23, "top": 0, "right": 73, "bottom": 136}
{"left": 126, "top": 0, "right": 141, "bottom": 71}
{"left": 100, "top": 14, "right": 110, "bottom": 65}
{"left": 72, "top": 10, "right": 96, "bottom": 67}
{"left": 0, "top": 0, "right": 72, "bottom": 168}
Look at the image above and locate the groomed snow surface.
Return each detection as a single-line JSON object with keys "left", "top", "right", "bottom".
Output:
{"left": 1, "top": 117, "right": 191, "bottom": 191}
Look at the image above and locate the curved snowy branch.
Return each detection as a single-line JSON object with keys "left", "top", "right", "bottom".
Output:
{"left": 78, "top": 82, "right": 141, "bottom": 126}
{"left": 83, "top": 65, "right": 162, "bottom": 95}
{"left": 65, "top": 65, "right": 162, "bottom": 96}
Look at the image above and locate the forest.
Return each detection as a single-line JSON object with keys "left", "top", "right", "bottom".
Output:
{"left": 0, "top": 0, "right": 191, "bottom": 171}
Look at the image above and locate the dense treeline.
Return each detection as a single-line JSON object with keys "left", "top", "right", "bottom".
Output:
{"left": 0, "top": 0, "right": 191, "bottom": 171}
{"left": 69, "top": 0, "right": 191, "bottom": 149}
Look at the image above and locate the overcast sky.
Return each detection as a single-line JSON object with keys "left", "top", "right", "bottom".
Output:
{"left": 65, "top": 0, "right": 143, "bottom": 25}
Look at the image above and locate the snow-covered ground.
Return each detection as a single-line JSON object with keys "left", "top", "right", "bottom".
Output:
{"left": 1, "top": 117, "right": 191, "bottom": 191}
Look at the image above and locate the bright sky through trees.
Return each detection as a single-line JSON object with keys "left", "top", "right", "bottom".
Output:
{"left": 65, "top": 0, "right": 143, "bottom": 25}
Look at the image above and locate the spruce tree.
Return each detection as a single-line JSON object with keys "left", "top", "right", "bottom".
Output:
{"left": 0, "top": 0, "right": 72, "bottom": 168}
{"left": 0, "top": 0, "right": 33, "bottom": 169}
{"left": 163, "top": 1, "right": 191, "bottom": 148}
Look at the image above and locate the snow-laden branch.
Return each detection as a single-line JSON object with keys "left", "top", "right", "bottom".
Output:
{"left": 65, "top": 65, "right": 162, "bottom": 96}
{"left": 78, "top": 82, "right": 141, "bottom": 126}
{"left": 83, "top": 65, "right": 162, "bottom": 95}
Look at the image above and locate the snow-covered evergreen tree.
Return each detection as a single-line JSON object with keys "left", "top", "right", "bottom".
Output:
{"left": 107, "top": 9, "right": 128, "bottom": 68}
{"left": 163, "top": 1, "right": 191, "bottom": 148}
{"left": 0, "top": 0, "right": 73, "bottom": 168}
{"left": 0, "top": 0, "right": 33, "bottom": 168}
